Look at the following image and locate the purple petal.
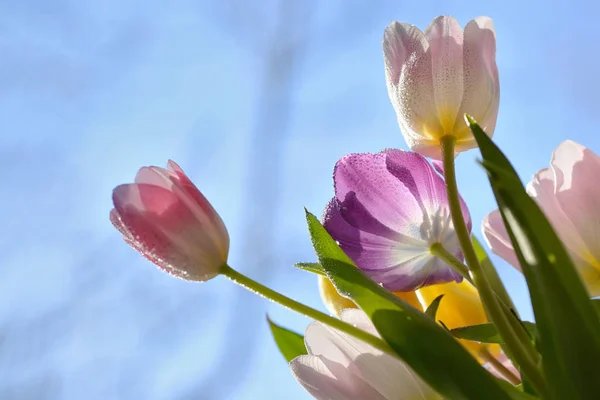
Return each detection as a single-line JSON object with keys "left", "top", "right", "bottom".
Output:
{"left": 326, "top": 150, "right": 467, "bottom": 291}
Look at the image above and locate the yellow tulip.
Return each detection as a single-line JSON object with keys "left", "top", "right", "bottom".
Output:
{"left": 416, "top": 279, "right": 501, "bottom": 360}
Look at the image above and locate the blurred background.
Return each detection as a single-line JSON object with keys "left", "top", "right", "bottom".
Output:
{"left": 1, "top": 0, "right": 599, "bottom": 398}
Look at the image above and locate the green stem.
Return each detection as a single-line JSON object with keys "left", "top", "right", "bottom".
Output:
{"left": 220, "top": 264, "right": 395, "bottom": 356}
{"left": 430, "top": 242, "right": 473, "bottom": 284}
{"left": 480, "top": 348, "right": 521, "bottom": 386}
{"left": 440, "top": 135, "right": 547, "bottom": 397}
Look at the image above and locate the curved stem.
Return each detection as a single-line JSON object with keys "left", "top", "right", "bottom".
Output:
{"left": 440, "top": 135, "right": 547, "bottom": 397}
{"left": 430, "top": 242, "right": 473, "bottom": 284}
{"left": 220, "top": 264, "right": 395, "bottom": 356}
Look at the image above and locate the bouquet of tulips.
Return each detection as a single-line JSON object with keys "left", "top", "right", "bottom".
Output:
{"left": 109, "top": 14, "right": 600, "bottom": 400}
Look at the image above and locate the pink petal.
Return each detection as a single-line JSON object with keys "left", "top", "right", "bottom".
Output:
{"left": 549, "top": 141, "right": 600, "bottom": 259}
{"left": 112, "top": 184, "right": 223, "bottom": 281}
{"left": 453, "top": 16, "right": 499, "bottom": 142}
{"left": 424, "top": 16, "right": 464, "bottom": 133}
{"left": 167, "top": 160, "right": 220, "bottom": 217}
{"left": 481, "top": 210, "right": 521, "bottom": 270}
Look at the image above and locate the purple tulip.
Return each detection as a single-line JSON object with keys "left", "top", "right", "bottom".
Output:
{"left": 323, "top": 149, "right": 470, "bottom": 291}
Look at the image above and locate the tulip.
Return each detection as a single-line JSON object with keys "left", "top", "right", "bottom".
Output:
{"left": 482, "top": 140, "right": 600, "bottom": 297}
{"left": 416, "top": 280, "right": 501, "bottom": 359}
{"left": 291, "top": 309, "right": 441, "bottom": 400}
{"left": 383, "top": 16, "right": 499, "bottom": 159}
{"left": 319, "top": 275, "right": 422, "bottom": 317}
{"left": 110, "top": 160, "right": 229, "bottom": 281}
{"left": 323, "top": 149, "right": 469, "bottom": 291}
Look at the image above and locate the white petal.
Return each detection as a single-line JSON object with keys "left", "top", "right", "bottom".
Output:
{"left": 383, "top": 22, "right": 443, "bottom": 151}
{"left": 303, "top": 312, "right": 439, "bottom": 399}
{"left": 291, "top": 355, "right": 385, "bottom": 400}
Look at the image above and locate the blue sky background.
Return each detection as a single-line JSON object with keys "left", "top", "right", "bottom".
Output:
{"left": 2, "top": 0, "right": 599, "bottom": 399}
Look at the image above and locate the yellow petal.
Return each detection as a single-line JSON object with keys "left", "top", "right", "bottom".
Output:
{"left": 392, "top": 290, "right": 423, "bottom": 312}
{"left": 416, "top": 280, "right": 501, "bottom": 359}
{"left": 318, "top": 275, "right": 357, "bottom": 316}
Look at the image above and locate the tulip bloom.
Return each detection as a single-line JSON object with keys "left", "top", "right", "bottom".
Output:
{"left": 291, "top": 309, "right": 441, "bottom": 400}
{"left": 383, "top": 16, "right": 499, "bottom": 159}
{"left": 416, "top": 280, "right": 501, "bottom": 359}
{"left": 323, "top": 150, "right": 469, "bottom": 291}
{"left": 110, "top": 160, "right": 229, "bottom": 281}
{"left": 482, "top": 140, "right": 600, "bottom": 296}
{"left": 319, "top": 275, "right": 423, "bottom": 317}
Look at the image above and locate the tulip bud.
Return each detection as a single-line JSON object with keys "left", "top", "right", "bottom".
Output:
{"left": 383, "top": 16, "right": 499, "bottom": 159}
{"left": 110, "top": 160, "right": 229, "bottom": 281}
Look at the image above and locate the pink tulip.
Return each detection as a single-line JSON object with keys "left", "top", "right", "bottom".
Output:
{"left": 383, "top": 16, "right": 499, "bottom": 159}
{"left": 110, "top": 160, "right": 229, "bottom": 281}
{"left": 482, "top": 140, "right": 600, "bottom": 296}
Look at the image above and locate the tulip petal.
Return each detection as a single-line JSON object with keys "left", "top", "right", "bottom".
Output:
{"left": 327, "top": 151, "right": 465, "bottom": 291}
{"left": 417, "top": 280, "right": 501, "bottom": 358}
{"left": 333, "top": 152, "right": 423, "bottom": 237}
{"left": 298, "top": 311, "right": 439, "bottom": 399}
{"left": 481, "top": 210, "right": 520, "bottom": 270}
{"left": 324, "top": 199, "right": 443, "bottom": 291}
{"left": 112, "top": 184, "right": 221, "bottom": 281}
{"left": 291, "top": 355, "right": 386, "bottom": 400}
{"left": 549, "top": 141, "right": 600, "bottom": 262}
{"left": 383, "top": 22, "right": 444, "bottom": 152}
{"left": 424, "top": 16, "right": 464, "bottom": 133}
{"left": 454, "top": 16, "right": 499, "bottom": 144}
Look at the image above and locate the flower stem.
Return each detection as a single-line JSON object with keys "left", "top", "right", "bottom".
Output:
{"left": 219, "top": 264, "right": 395, "bottom": 356}
{"left": 430, "top": 242, "right": 473, "bottom": 284}
{"left": 440, "top": 135, "right": 547, "bottom": 397}
{"left": 480, "top": 348, "right": 521, "bottom": 386}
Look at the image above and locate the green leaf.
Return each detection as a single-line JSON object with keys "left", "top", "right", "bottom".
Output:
{"left": 472, "top": 235, "right": 518, "bottom": 316}
{"left": 267, "top": 316, "right": 307, "bottom": 362}
{"left": 425, "top": 294, "right": 444, "bottom": 320}
{"left": 294, "top": 262, "right": 326, "bottom": 276}
{"left": 468, "top": 115, "right": 600, "bottom": 400}
{"left": 592, "top": 299, "right": 600, "bottom": 314}
{"left": 451, "top": 322, "right": 537, "bottom": 344}
{"left": 495, "top": 381, "right": 539, "bottom": 400}
{"left": 305, "top": 209, "right": 511, "bottom": 400}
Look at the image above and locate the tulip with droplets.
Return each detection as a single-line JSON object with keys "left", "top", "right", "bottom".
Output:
{"left": 383, "top": 16, "right": 499, "bottom": 159}
{"left": 110, "top": 160, "right": 229, "bottom": 281}
{"left": 483, "top": 140, "right": 600, "bottom": 297}
{"left": 323, "top": 149, "right": 469, "bottom": 291}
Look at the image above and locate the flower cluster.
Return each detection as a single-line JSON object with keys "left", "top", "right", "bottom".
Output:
{"left": 109, "top": 13, "right": 600, "bottom": 400}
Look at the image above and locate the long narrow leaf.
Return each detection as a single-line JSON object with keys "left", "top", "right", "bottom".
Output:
{"left": 468, "top": 116, "right": 600, "bottom": 400}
